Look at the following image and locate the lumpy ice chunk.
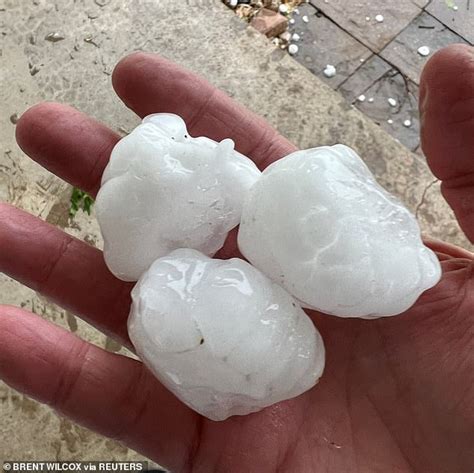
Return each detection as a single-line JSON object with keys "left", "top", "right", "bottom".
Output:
{"left": 96, "top": 114, "right": 261, "bottom": 281}
{"left": 128, "top": 249, "right": 325, "bottom": 421}
{"left": 238, "top": 145, "right": 441, "bottom": 318}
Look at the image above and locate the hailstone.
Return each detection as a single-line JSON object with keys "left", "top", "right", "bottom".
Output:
{"left": 128, "top": 249, "right": 325, "bottom": 421}
{"left": 96, "top": 113, "right": 261, "bottom": 281}
{"left": 238, "top": 145, "right": 441, "bottom": 318}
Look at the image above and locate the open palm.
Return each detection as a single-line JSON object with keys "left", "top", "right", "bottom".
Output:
{"left": 1, "top": 45, "right": 473, "bottom": 472}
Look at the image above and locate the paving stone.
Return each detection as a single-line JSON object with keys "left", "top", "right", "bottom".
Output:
{"left": 288, "top": 4, "right": 371, "bottom": 88}
{"left": 338, "top": 54, "right": 392, "bottom": 102}
{"left": 310, "top": 0, "right": 421, "bottom": 52}
{"left": 250, "top": 8, "right": 288, "bottom": 37}
{"left": 353, "top": 71, "right": 421, "bottom": 151}
{"left": 427, "top": 0, "right": 474, "bottom": 44}
{"left": 381, "top": 12, "right": 469, "bottom": 84}
{"left": 411, "top": 0, "right": 430, "bottom": 7}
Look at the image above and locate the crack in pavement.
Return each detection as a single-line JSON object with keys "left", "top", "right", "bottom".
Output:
{"left": 415, "top": 178, "right": 439, "bottom": 220}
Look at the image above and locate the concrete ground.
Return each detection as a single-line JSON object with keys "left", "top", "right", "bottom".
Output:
{"left": 0, "top": 0, "right": 471, "bottom": 463}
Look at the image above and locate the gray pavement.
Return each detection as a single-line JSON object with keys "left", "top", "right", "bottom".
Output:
{"left": 285, "top": 1, "right": 472, "bottom": 151}
{"left": 0, "top": 0, "right": 471, "bottom": 462}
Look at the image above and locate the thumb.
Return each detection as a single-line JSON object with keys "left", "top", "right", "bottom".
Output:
{"left": 420, "top": 44, "right": 474, "bottom": 241}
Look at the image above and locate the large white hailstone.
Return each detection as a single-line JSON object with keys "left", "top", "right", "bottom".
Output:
{"left": 238, "top": 145, "right": 441, "bottom": 318}
{"left": 96, "top": 114, "right": 261, "bottom": 281}
{"left": 128, "top": 249, "right": 325, "bottom": 421}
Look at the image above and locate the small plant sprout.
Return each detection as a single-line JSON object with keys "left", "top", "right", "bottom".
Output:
{"left": 69, "top": 188, "right": 95, "bottom": 218}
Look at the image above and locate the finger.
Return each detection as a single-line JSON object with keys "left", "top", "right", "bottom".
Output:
{"left": 112, "top": 52, "right": 296, "bottom": 169}
{"left": 423, "top": 236, "right": 474, "bottom": 260}
{"left": 420, "top": 44, "right": 474, "bottom": 241}
{"left": 0, "top": 203, "right": 132, "bottom": 343}
{"left": 15, "top": 102, "right": 120, "bottom": 197}
{"left": 0, "top": 305, "right": 198, "bottom": 471}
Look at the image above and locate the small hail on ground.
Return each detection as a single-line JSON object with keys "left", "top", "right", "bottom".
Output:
{"left": 388, "top": 97, "right": 397, "bottom": 107}
{"left": 323, "top": 64, "right": 337, "bottom": 78}
{"left": 417, "top": 46, "right": 430, "bottom": 57}
{"left": 288, "top": 43, "right": 299, "bottom": 55}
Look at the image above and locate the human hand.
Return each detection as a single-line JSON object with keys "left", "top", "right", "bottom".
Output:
{"left": 0, "top": 44, "right": 473, "bottom": 472}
